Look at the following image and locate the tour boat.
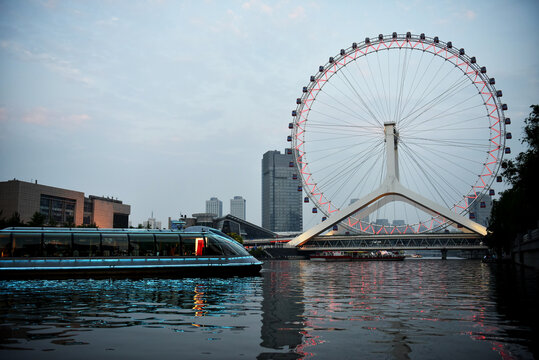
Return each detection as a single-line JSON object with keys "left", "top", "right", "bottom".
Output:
{"left": 310, "top": 250, "right": 405, "bottom": 261}
{"left": 0, "top": 227, "right": 262, "bottom": 279}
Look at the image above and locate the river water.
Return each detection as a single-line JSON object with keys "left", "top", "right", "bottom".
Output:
{"left": 0, "top": 259, "right": 537, "bottom": 359}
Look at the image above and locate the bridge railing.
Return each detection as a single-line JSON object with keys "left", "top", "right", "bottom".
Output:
{"left": 298, "top": 235, "right": 486, "bottom": 251}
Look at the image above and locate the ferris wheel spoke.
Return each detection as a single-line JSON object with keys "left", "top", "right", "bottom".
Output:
{"left": 403, "top": 137, "right": 491, "bottom": 150}
{"left": 396, "top": 52, "right": 437, "bottom": 126}
{"left": 325, "top": 142, "right": 386, "bottom": 208}
{"left": 340, "top": 64, "right": 387, "bottom": 122}
{"left": 316, "top": 89, "right": 379, "bottom": 127}
{"left": 413, "top": 114, "right": 488, "bottom": 132}
{"left": 407, "top": 143, "right": 486, "bottom": 172}
{"left": 400, "top": 61, "right": 468, "bottom": 128}
{"left": 320, "top": 143, "right": 382, "bottom": 200}
{"left": 314, "top": 140, "right": 385, "bottom": 190}
{"left": 362, "top": 54, "right": 389, "bottom": 124}
{"left": 394, "top": 47, "right": 414, "bottom": 124}
{"left": 400, "top": 49, "right": 426, "bottom": 122}
{"left": 353, "top": 56, "right": 391, "bottom": 125}
{"left": 400, "top": 72, "right": 471, "bottom": 129}
{"left": 402, "top": 80, "right": 479, "bottom": 130}
{"left": 323, "top": 72, "right": 380, "bottom": 125}
{"left": 375, "top": 51, "right": 392, "bottom": 121}
{"left": 399, "top": 143, "right": 463, "bottom": 207}
{"left": 402, "top": 139, "right": 484, "bottom": 183}
{"left": 399, "top": 59, "right": 449, "bottom": 126}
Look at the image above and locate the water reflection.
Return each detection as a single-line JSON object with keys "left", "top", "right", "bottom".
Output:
{"left": 0, "top": 261, "right": 537, "bottom": 359}
{"left": 259, "top": 261, "right": 306, "bottom": 359}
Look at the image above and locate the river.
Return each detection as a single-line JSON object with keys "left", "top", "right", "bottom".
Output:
{"left": 0, "top": 259, "right": 537, "bottom": 359}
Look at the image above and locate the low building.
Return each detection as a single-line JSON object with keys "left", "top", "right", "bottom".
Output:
{"left": 0, "top": 179, "right": 130, "bottom": 228}
{"left": 180, "top": 213, "right": 276, "bottom": 240}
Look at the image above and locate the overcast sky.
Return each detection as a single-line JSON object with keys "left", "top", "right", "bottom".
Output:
{"left": 1, "top": 0, "right": 538, "bottom": 227}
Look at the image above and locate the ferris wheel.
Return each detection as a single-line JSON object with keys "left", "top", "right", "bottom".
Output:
{"left": 289, "top": 32, "right": 510, "bottom": 235}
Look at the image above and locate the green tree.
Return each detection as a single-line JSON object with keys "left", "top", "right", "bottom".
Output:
{"left": 28, "top": 211, "right": 46, "bottom": 227}
{"left": 65, "top": 216, "right": 76, "bottom": 228}
{"left": 487, "top": 105, "right": 539, "bottom": 255}
{"left": 47, "top": 217, "right": 58, "bottom": 227}
{"left": 77, "top": 223, "right": 98, "bottom": 228}
{"left": 226, "top": 232, "right": 243, "bottom": 244}
{"left": 0, "top": 210, "right": 6, "bottom": 229}
{"left": 7, "top": 212, "right": 24, "bottom": 227}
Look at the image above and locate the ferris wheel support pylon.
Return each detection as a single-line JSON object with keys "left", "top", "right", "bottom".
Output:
{"left": 287, "top": 122, "right": 487, "bottom": 248}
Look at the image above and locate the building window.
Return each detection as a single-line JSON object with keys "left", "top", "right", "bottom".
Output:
{"left": 40, "top": 194, "right": 77, "bottom": 225}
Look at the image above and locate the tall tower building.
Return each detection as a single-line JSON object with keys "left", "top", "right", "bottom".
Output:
{"left": 262, "top": 150, "right": 302, "bottom": 232}
{"left": 205, "top": 197, "right": 223, "bottom": 217}
{"left": 468, "top": 193, "right": 493, "bottom": 227}
{"left": 230, "top": 196, "right": 246, "bottom": 220}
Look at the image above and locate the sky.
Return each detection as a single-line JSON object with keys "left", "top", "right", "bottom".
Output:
{"left": 0, "top": 0, "right": 538, "bottom": 228}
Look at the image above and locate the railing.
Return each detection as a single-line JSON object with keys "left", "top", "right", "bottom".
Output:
{"left": 297, "top": 234, "right": 487, "bottom": 251}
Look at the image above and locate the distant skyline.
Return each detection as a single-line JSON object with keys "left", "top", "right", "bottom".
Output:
{"left": 1, "top": 0, "right": 538, "bottom": 228}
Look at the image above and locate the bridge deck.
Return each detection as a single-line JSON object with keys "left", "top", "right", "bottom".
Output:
{"left": 245, "top": 233, "right": 487, "bottom": 251}
{"left": 298, "top": 233, "right": 486, "bottom": 251}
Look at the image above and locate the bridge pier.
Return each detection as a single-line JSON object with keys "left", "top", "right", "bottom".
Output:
{"left": 441, "top": 249, "right": 448, "bottom": 260}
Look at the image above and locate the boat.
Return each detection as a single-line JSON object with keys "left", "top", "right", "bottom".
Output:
{"left": 310, "top": 250, "right": 405, "bottom": 261}
{"left": 310, "top": 251, "right": 353, "bottom": 261}
{"left": 0, "top": 227, "right": 262, "bottom": 279}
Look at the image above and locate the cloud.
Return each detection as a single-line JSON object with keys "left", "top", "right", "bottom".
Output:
{"left": 0, "top": 41, "right": 93, "bottom": 86}
{"left": 21, "top": 107, "right": 91, "bottom": 129}
{"left": 464, "top": 10, "right": 476, "bottom": 20}
{"left": 0, "top": 108, "right": 6, "bottom": 122}
{"left": 288, "top": 6, "right": 305, "bottom": 19}
{"left": 242, "top": 0, "right": 273, "bottom": 15}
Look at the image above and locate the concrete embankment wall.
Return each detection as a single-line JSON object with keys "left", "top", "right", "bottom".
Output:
{"left": 512, "top": 228, "right": 539, "bottom": 269}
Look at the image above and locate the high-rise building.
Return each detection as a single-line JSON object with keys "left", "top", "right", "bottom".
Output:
{"left": 468, "top": 193, "right": 493, "bottom": 227}
{"left": 143, "top": 213, "right": 161, "bottom": 229}
{"left": 205, "top": 197, "right": 223, "bottom": 217}
{"left": 230, "top": 196, "right": 246, "bottom": 220}
{"left": 262, "top": 150, "right": 302, "bottom": 232}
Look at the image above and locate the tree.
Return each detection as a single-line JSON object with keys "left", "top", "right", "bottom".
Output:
{"left": 6, "top": 212, "right": 24, "bottom": 227}
{"left": 0, "top": 210, "right": 6, "bottom": 229}
{"left": 47, "top": 217, "right": 58, "bottom": 227}
{"left": 77, "top": 223, "right": 98, "bottom": 228}
{"left": 487, "top": 105, "right": 539, "bottom": 255}
{"left": 226, "top": 232, "right": 243, "bottom": 244}
{"left": 28, "top": 211, "right": 46, "bottom": 227}
{"left": 65, "top": 216, "right": 76, "bottom": 228}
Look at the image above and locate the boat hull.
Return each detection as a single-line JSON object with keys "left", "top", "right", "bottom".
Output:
{"left": 0, "top": 256, "right": 263, "bottom": 279}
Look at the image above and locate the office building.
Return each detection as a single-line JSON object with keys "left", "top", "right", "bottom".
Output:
{"left": 230, "top": 196, "right": 246, "bottom": 220}
{"left": 261, "top": 150, "right": 302, "bottom": 232}
{"left": 143, "top": 213, "right": 161, "bottom": 229}
{"left": 206, "top": 197, "right": 223, "bottom": 217}
{"left": 0, "top": 179, "right": 130, "bottom": 228}
{"left": 468, "top": 193, "right": 493, "bottom": 227}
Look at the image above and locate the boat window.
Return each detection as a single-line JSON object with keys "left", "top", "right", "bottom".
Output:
{"left": 0, "top": 234, "right": 11, "bottom": 257}
{"left": 44, "top": 233, "right": 72, "bottom": 257}
{"left": 217, "top": 236, "right": 249, "bottom": 256}
{"left": 181, "top": 236, "right": 200, "bottom": 256}
{"left": 156, "top": 234, "right": 181, "bottom": 256}
{"left": 218, "top": 241, "right": 241, "bottom": 256}
{"left": 102, "top": 234, "right": 128, "bottom": 256}
{"left": 203, "top": 236, "right": 224, "bottom": 256}
{"left": 129, "top": 234, "right": 155, "bottom": 256}
{"left": 73, "top": 233, "right": 100, "bottom": 257}
{"left": 12, "top": 233, "right": 42, "bottom": 257}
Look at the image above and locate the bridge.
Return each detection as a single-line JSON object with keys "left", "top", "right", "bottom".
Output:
{"left": 245, "top": 233, "right": 487, "bottom": 258}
